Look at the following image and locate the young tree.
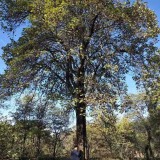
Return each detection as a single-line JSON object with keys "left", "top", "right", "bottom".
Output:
{"left": 46, "top": 106, "right": 69, "bottom": 158}
{"left": 0, "top": 119, "right": 15, "bottom": 159}
{"left": 0, "top": 1, "right": 159, "bottom": 158}
{"left": 12, "top": 95, "right": 35, "bottom": 158}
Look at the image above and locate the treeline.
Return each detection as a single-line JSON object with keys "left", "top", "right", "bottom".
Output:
{"left": 0, "top": 93, "right": 160, "bottom": 160}
{"left": 0, "top": 96, "right": 70, "bottom": 160}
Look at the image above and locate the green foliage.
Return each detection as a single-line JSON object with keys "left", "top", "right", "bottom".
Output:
{"left": 0, "top": 1, "right": 160, "bottom": 159}
{"left": 0, "top": 95, "right": 70, "bottom": 159}
{"left": 0, "top": 0, "right": 159, "bottom": 102}
{"left": 0, "top": 119, "right": 14, "bottom": 159}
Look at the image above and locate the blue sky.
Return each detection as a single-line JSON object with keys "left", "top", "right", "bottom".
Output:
{"left": 0, "top": 0, "right": 160, "bottom": 94}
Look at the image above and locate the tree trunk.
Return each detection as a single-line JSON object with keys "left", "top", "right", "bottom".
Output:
{"left": 22, "top": 132, "right": 27, "bottom": 157}
{"left": 76, "top": 103, "right": 87, "bottom": 160}
{"left": 36, "top": 133, "right": 41, "bottom": 159}
{"left": 145, "top": 125, "right": 155, "bottom": 160}
{"left": 36, "top": 122, "right": 42, "bottom": 159}
{"left": 145, "top": 145, "right": 150, "bottom": 160}
{"left": 75, "top": 50, "right": 87, "bottom": 160}
{"left": 53, "top": 133, "right": 58, "bottom": 158}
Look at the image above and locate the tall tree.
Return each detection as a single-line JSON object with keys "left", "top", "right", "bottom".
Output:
{"left": 0, "top": 0, "right": 159, "bottom": 158}
{"left": 129, "top": 46, "right": 160, "bottom": 158}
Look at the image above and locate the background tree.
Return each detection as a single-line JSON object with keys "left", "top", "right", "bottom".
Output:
{"left": 122, "top": 92, "right": 160, "bottom": 159}
{"left": 45, "top": 105, "right": 69, "bottom": 158}
{"left": 12, "top": 95, "right": 35, "bottom": 158}
{"left": 7, "top": 94, "right": 70, "bottom": 159}
{"left": 0, "top": 118, "right": 15, "bottom": 159}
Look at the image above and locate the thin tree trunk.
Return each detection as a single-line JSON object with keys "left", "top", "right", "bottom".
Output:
{"left": 53, "top": 133, "right": 59, "bottom": 158}
{"left": 145, "top": 125, "right": 155, "bottom": 160}
{"left": 36, "top": 133, "right": 41, "bottom": 159}
{"left": 36, "top": 122, "right": 42, "bottom": 159}
{"left": 145, "top": 145, "right": 150, "bottom": 160}
{"left": 22, "top": 132, "right": 27, "bottom": 157}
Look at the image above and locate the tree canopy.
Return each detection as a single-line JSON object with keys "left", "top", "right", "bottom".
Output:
{"left": 0, "top": 0, "right": 160, "bottom": 159}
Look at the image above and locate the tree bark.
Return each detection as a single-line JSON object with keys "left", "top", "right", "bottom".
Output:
{"left": 22, "top": 131, "right": 27, "bottom": 157}
{"left": 75, "top": 49, "right": 87, "bottom": 160}
{"left": 145, "top": 145, "right": 150, "bottom": 160}
{"left": 144, "top": 125, "right": 155, "bottom": 160}
{"left": 36, "top": 132, "right": 41, "bottom": 159}
{"left": 36, "top": 121, "right": 43, "bottom": 159}
{"left": 53, "top": 132, "right": 59, "bottom": 158}
{"left": 76, "top": 103, "right": 86, "bottom": 160}
{"left": 147, "top": 132, "right": 155, "bottom": 159}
